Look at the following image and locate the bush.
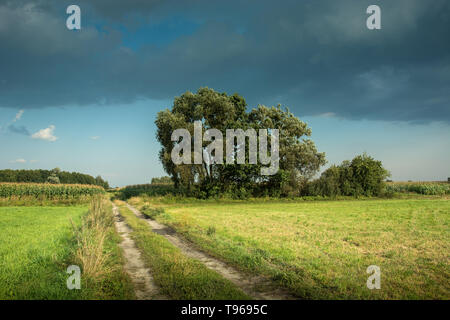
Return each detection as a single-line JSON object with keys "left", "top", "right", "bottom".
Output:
{"left": 304, "top": 154, "right": 390, "bottom": 197}
{"left": 151, "top": 176, "right": 173, "bottom": 184}
{"left": 117, "top": 184, "right": 181, "bottom": 200}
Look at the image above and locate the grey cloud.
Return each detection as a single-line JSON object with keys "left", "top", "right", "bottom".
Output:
{"left": 0, "top": 0, "right": 449, "bottom": 123}
{"left": 8, "top": 124, "right": 30, "bottom": 136}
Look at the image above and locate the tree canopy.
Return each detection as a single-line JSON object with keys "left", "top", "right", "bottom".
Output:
{"left": 151, "top": 176, "right": 173, "bottom": 184}
{"left": 305, "top": 153, "right": 390, "bottom": 197}
{"left": 155, "top": 87, "right": 326, "bottom": 198}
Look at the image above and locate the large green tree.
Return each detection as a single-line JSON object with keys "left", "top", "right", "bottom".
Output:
{"left": 155, "top": 87, "right": 326, "bottom": 198}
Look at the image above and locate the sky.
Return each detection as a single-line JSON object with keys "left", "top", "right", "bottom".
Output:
{"left": 0, "top": 0, "right": 449, "bottom": 187}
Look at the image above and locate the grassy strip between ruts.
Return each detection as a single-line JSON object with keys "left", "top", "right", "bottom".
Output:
{"left": 0, "top": 197, "right": 135, "bottom": 299}
{"left": 115, "top": 201, "right": 250, "bottom": 300}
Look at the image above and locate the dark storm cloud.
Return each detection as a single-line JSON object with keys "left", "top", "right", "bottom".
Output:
{"left": 0, "top": 0, "right": 449, "bottom": 122}
{"left": 7, "top": 124, "right": 30, "bottom": 136}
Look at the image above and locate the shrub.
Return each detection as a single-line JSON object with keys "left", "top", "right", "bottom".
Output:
{"left": 151, "top": 176, "right": 173, "bottom": 184}
{"left": 304, "top": 154, "right": 390, "bottom": 197}
{"left": 117, "top": 184, "right": 180, "bottom": 200}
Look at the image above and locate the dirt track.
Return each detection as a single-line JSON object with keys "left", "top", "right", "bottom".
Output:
{"left": 125, "top": 203, "right": 295, "bottom": 300}
{"left": 112, "top": 204, "right": 166, "bottom": 300}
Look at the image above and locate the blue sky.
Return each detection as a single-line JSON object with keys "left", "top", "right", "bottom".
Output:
{"left": 0, "top": 0, "right": 449, "bottom": 186}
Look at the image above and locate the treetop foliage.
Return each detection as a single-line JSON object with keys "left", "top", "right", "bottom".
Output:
{"left": 156, "top": 87, "right": 326, "bottom": 198}
{"left": 305, "top": 153, "right": 390, "bottom": 197}
{"left": 151, "top": 176, "right": 173, "bottom": 184}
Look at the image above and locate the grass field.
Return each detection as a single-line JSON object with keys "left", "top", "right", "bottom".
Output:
{"left": 0, "top": 204, "right": 134, "bottom": 300}
{"left": 2, "top": 191, "right": 448, "bottom": 300}
{"left": 129, "top": 197, "right": 450, "bottom": 299}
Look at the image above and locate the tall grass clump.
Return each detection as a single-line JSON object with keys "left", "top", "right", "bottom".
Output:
{"left": 72, "top": 197, "right": 115, "bottom": 279}
{"left": 69, "top": 196, "right": 135, "bottom": 299}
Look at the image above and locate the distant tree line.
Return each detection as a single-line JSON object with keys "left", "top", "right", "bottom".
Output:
{"left": 0, "top": 168, "right": 109, "bottom": 189}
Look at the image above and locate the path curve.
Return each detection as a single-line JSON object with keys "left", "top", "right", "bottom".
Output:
{"left": 125, "top": 203, "right": 296, "bottom": 300}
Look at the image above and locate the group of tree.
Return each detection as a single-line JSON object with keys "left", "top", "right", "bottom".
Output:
{"left": 151, "top": 176, "right": 173, "bottom": 184}
{"left": 155, "top": 87, "right": 390, "bottom": 199}
{"left": 156, "top": 87, "right": 325, "bottom": 198}
{"left": 304, "top": 154, "right": 390, "bottom": 197}
{"left": 0, "top": 168, "right": 109, "bottom": 189}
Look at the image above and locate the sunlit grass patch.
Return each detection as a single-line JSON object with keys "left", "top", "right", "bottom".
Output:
{"left": 0, "top": 201, "right": 134, "bottom": 300}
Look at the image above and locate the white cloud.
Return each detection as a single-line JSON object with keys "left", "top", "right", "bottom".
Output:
{"left": 31, "top": 125, "right": 58, "bottom": 141}
{"left": 13, "top": 110, "right": 24, "bottom": 122}
{"left": 10, "top": 158, "right": 26, "bottom": 163}
{"left": 90, "top": 136, "right": 100, "bottom": 140}
{"left": 30, "top": 160, "right": 38, "bottom": 163}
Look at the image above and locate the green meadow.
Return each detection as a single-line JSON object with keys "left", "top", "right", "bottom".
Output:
{"left": 130, "top": 197, "right": 450, "bottom": 299}
{"left": 0, "top": 205, "right": 134, "bottom": 300}
{"left": 1, "top": 179, "right": 448, "bottom": 300}
{"left": 0, "top": 206, "right": 85, "bottom": 299}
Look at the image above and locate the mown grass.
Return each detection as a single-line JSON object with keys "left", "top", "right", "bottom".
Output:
{"left": 115, "top": 201, "right": 249, "bottom": 300}
{"left": 129, "top": 197, "right": 450, "bottom": 299}
{"left": 0, "top": 201, "right": 134, "bottom": 299}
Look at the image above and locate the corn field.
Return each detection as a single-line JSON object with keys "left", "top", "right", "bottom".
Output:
{"left": 386, "top": 182, "right": 450, "bottom": 195}
{"left": 0, "top": 182, "right": 105, "bottom": 199}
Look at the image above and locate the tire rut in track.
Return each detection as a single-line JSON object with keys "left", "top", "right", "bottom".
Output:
{"left": 112, "top": 203, "right": 166, "bottom": 300}
{"left": 125, "top": 203, "right": 296, "bottom": 300}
